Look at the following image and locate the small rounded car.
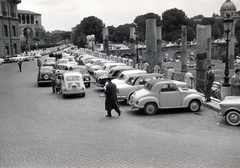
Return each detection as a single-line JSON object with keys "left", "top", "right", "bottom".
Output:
{"left": 219, "top": 96, "right": 240, "bottom": 126}
{"left": 43, "top": 58, "right": 56, "bottom": 67}
{"left": 37, "top": 66, "right": 54, "bottom": 86}
{"left": 129, "top": 79, "right": 203, "bottom": 115}
{"left": 61, "top": 71, "right": 86, "bottom": 98}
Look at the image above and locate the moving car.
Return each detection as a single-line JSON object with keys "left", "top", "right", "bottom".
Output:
{"left": 37, "top": 66, "right": 53, "bottom": 86}
{"left": 61, "top": 71, "right": 86, "bottom": 98}
{"left": 117, "top": 73, "right": 164, "bottom": 103}
{"left": 129, "top": 79, "right": 203, "bottom": 115}
{"left": 95, "top": 66, "right": 134, "bottom": 87}
{"left": 72, "top": 65, "right": 91, "bottom": 88}
{"left": 219, "top": 96, "right": 240, "bottom": 126}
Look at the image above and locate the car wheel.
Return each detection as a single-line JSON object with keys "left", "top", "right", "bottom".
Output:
{"left": 87, "top": 83, "right": 91, "bottom": 88}
{"left": 82, "top": 93, "right": 85, "bottom": 97}
{"left": 144, "top": 103, "right": 157, "bottom": 115}
{"left": 225, "top": 111, "right": 240, "bottom": 126}
{"left": 38, "top": 83, "right": 41, "bottom": 87}
{"left": 188, "top": 100, "right": 201, "bottom": 112}
{"left": 63, "top": 94, "right": 66, "bottom": 98}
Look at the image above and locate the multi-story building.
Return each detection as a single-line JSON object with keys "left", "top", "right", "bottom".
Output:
{"left": 18, "top": 9, "right": 45, "bottom": 50}
{"left": 0, "top": 0, "right": 21, "bottom": 58}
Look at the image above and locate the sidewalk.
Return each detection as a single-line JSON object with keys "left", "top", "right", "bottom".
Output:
{"left": 202, "top": 96, "right": 221, "bottom": 111}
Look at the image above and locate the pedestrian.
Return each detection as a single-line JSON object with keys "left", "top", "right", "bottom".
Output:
{"left": 55, "top": 75, "right": 62, "bottom": 94}
{"left": 204, "top": 65, "right": 215, "bottom": 102}
{"left": 37, "top": 58, "right": 42, "bottom": 74}
{"left": 166, "top": 67, "right": 174, "bottom": 80}
{"left": 17, "top": 59, "right": 23, "bottom": 72}
{"left": 184, "top": 71, "right": 193, "bottom": 88}
{"left": 143, "top": 61, "right": 150, "bottom": 72}
{"left": 51, "top": 69, "right": 57, "bottom": 93}
{"left": 230, "top": 68, "right": 240, "bottom": 96}
{"left": 104, "top": 77, "right": 121, "bottom": 117}
{"left": 78, "top": 57, "right": 84, "bottom": 65}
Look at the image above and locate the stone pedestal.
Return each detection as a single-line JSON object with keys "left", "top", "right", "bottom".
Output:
{"left": 181, "top": 26, "right": 187, "bottom": 72}
{"left": 221, "top": 85, "right": 231, "bottom": 100}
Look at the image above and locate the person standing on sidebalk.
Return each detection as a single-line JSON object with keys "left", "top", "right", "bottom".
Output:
{"left": 104, "top": 77, "right": 121, "bottom": 117}
{"left": 204, "top": 65, "right": 215, "bottom": 102}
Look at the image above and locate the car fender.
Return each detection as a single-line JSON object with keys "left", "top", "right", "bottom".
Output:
{"left": 223, "top": 107, "right": 240, "bottom": 116}
{"left": 182, "top": 94, "right": 202, "bottom": 107}
{"left": 138, "top": 96, "right": 159, "bottom": 108}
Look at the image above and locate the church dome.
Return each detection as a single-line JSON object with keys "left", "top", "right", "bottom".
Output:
{"left": 220, "top": 0, "right": 237, "bottom": 17}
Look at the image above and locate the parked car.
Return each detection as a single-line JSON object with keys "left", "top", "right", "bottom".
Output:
{"left": 93, "top": 63, "right": 126, "bottom": 79}
{"left": 61, "top": 71, "right": 86, "bottom": 98}
{"left": 9, "top": 54, "right": 25, "bottom": 62}
{"left": 72, "top": 65, "right": 91, "bottom": 88}
{"left": 112, "top": 69, "right": 147, "bottom": 85}
{"left": 56, "top": 58, "right": 69, "bottom": 65}
{"left": 95, "top": 66, "right": 134, "bottom": 87}
{"left": 88, "top": 60, "right": 114, "bottom": 75}
{"left": 37, "top": 66, "right": 54, "bottom": 86}
{"left": 0, "top": 58, "right": 4, "bottom": 64}
{"left": 3, "top": 56, "right": 12, "bottom": 63}
{"left": 55, "top": 63, "right": 73, "bottom": 74}
{"left": 43, "top": 58, "right": 56, "bottom": 67}
{"left": 219, "top": 96, "right": 240, "bottom": 126}
{"left": 129, "top": 79, "right": 203, "bottom": 115}
{"left": 117, "top": 73, "right": 165, "bottom": 103}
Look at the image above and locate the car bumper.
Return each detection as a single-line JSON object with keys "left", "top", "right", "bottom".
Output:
{"left": 117, "top": 95, "right": 127, "bottom": 100}
{"left": 38, "top": 80, "right": 51, "bottom": 83}
{"left": 62, "top": 90, "right": 86, "bottom": 95}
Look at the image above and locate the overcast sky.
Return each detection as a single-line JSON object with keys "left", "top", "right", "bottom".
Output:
{"left": 18, "top": 0, "right": 240, "bottom": 32}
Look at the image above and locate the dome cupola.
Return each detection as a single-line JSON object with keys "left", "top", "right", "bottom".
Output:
{"left": 220, "top": 0, "right": 237, "bottom": 17}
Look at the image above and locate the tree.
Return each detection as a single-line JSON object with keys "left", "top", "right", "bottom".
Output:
{"left": 79, "top": 16, "right": 105, "bottom": 43}
{"left": 133, "top": 13, "right": 161, "bottom": 42}
{"left": 162, "top": 8, "right": 188, "bottom": 41}
{"left": 112, "top": 24, "right": 131, "bottom": 43}
{"left": 106, "top": 25, "right": 116, "bottom": 42}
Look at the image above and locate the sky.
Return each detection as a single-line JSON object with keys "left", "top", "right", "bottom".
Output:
{"left": 18, "top": 0, "right": 240, "bottom": 32}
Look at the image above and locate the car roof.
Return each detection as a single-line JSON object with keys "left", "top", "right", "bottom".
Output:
{"left": 41, "top": 66, "right": 53, "bottom": 69}
{"left": 147, "top": 79, "right": 174, "bottom": 85}
{"left": 120, "top": 69, "right": 146, "bottom": 75}
{"left": 109, "top": 66, "right": 134, "bottom": 71}
{"left": 63, "top": 71, "right": 82, "bottom": 76}
{"left": 129, "top": 73, "right": 164, "bottom": 78}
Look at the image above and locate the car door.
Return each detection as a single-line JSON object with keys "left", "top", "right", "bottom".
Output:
{"left": 159, "top": 83, "right": 182, "bottom": 107}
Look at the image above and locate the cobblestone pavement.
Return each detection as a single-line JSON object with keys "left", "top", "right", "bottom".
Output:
{"left": 0, "top": 59, "right": 240, "bottom": 168}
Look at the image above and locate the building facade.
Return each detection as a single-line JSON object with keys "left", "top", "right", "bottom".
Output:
{"left": 18, "top": 9, "right": 45, "bottom": 51}
{"left": 0, "top": 0, "right": 21, "bottom": 58}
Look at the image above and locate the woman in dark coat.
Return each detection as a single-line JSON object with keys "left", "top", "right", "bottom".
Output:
{"left": 104, "top": 78, "right": 121, "bottom": 117}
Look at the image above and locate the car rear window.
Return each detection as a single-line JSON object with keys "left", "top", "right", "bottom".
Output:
{"left": 144, "top": 82, "right": 153, "bottom": 90}
{"left": 66, "top": 76, "right": 81, "bottom": 81}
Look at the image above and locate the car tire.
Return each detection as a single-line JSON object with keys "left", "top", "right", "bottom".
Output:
{"left": 225, "top": 111, "right": 240, "bottom": 126}
{"left": 188, "top": 100, "right": 201, "bottom": 112}
{"left": 82, "top": 93, "right": 85, "bottom": 97}
{"left": 63, "top": 94, "right": 66, "bottom": 98}
{"left": 144, "top": 103, "right": 157, "bottom": 115}
{"left": 38, "top": 83, "right": 41, "bottom": 87}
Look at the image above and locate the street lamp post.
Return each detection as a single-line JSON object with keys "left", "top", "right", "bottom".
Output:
{"left": 222, "top": 14, "right": 234, "bottom": 87}
{"left": 134, "top": 25, "right": 139, "bottom": 64}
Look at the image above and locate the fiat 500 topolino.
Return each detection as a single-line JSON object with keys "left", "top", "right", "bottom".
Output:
{"left": 129, "top": 79, "right": 203, "bottom": 115}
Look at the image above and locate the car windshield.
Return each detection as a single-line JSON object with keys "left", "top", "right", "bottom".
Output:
{"left": 126, "top": 76, "right": 137, "bottom": 85}
{"left": 144, "top": 82, "right": 154, "bottom": 91}
{"left": 74, "top": 68, "right": 88, "bottom": 74}
{"left": 66, "top": 76, "right": 81, "bottom": 81}
{"left": 117, "top": 74, "right": 126, "bottom": 80}
{"left": 41, "top": 68, "right": 52, "bottom": 72}
{"left": 107, "top": 70, "right": 114, "bottom": 76}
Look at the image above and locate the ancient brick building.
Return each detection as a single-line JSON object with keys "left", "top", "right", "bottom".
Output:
{"left": 18, "top": 9, "right": 45, "bottom": 51}
{"left": 0, "top": 0, "right": 21, "bottom": 58}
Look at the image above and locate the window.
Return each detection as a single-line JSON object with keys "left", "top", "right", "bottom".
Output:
{"left": 4, "top": 25, "right": 8, "bottom": 37}
{"left": 5, "top": 46, "right": 9, "bottom": 55}
{"left": 10, "top": 4, "right": 15, "bottom": 17}
{"left": 1, "top": 1, "right": 7, "bottom": 16}
{"left": 12, "top": 26, "right": 16, "bottom": 36}
{"left": 14, "top": 44, "right": 17, "bottom": 54}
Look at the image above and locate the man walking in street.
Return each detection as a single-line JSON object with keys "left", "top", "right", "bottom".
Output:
{"left": 104, "top": 77, "right": 121, "bottom": 117}
{"left": 17, "top": 59, "right": 23, "bottom": 72}
{"left": 204, "top": 65, "right": 215, "bottom": 102}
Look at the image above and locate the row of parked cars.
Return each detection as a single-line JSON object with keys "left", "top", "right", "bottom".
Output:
{"left": 82, "top": 54, "right": 204, "bottom": 116}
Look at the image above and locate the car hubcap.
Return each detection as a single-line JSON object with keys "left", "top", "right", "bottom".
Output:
{"left": 191, "top": 102, "right": 199, "bottom": 111}
{"left": 228, "top": 113, "right": 240, "bottom": 124}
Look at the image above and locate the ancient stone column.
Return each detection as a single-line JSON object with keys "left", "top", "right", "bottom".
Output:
{"left": 181, "top": 26, "right": 187, "bottom": 72}
{"left": 196, "top": 25, "right": 208, "bottom": 93}
{"left": 229, "top": 20, "right": 236, "bottom": 69}
{"left": 130, "top": 27, "right": 136, "bottom": 60}
{"left": 146, "top": 19, "right": 157, "bottom": 73}
{"left": 156, "top": 26, "right": 163, "bottom": 72}
{"left": 206, "top": 25, "right": 212, "bottom": 66}
{"left": 103, "top": 28, "right": 109, "bottom": 55}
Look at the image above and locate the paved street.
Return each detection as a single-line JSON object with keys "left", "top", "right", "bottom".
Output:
{"left": 0, "top": 57, "right": 240, "bottom": 168}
